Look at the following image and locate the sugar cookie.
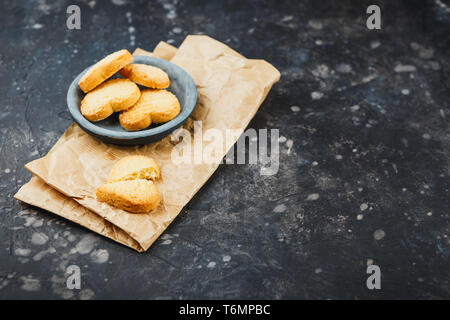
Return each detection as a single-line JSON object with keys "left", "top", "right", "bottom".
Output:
{"left": 80, "top": 79, "right": 141, "bottom": 122}
{"left": 96, "top": 179, "right": 160, "bottom": 213}
{"left": 78, "top": 49, "right": 133, "bottom": 93}
{"left": 108, "top": 155, "right": 160, "bottom": 183}
{"left": 119, "top": 89, "right": 180, "bottom": 131}
{"left": 119, "top": 64, "right": 170, "bottom": 89}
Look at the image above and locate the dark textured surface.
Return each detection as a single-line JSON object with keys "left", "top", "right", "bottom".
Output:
{"left": 0, "top": 0, "right": 449, "bottom": 299}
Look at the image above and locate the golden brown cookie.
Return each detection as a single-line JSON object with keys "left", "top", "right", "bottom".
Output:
{"left": 97, "top": 156, "right": 162, "bottom": 213}
{"left": 78, "top": 49, "right": 133, "bottom": 93}
{"left": 96, "top": 179, "right": 160, "bottom": 213}
{"left": 119, "top": 89, "right": 180, "bottom": 131}
{"left": 80, "top": 79, "right": 141, "bottom": 122}
{"left": 119, "top": 64, "right": 170, "bottom": 89}
{"left": 108, "top": 155, "right": 160, "bottom": 183}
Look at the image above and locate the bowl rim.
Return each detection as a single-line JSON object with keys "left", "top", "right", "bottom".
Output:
{"left": 67, "top": 55, "right": 197, "bottom": 141}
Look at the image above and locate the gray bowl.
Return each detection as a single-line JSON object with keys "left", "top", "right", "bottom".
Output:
{"left": 67, "top": 56, "right": 197, "bottom": 145}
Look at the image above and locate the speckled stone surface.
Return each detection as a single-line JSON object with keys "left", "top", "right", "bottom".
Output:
{"left": 0, "top": 0, "right": 448, "bottom": 299}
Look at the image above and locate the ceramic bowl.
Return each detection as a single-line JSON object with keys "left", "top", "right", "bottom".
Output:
{"left": 67, "top": 55, "right": 197, "bottom": 145}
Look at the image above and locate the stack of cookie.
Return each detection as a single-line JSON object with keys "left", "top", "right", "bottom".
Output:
{"left": 96, "top": 155, "right": 161, "bottom": 213}
{"left": 78, "top": 49, "right": 180, "bottom": 131}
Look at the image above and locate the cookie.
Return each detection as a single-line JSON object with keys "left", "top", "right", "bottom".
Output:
{"left": 97, "top": 156, "right": 162, "bottom": 213}
{"left": 119, "top": 64, "right": 170, "bottom": 89}
{"left": 119, "top": 89, "right": 180, "bottom": 131}
{"left": 96, "top": 179, "right": 160, "bottom": 213}
{"left": 108, "top": 155, "right": 160, "bottom": 183}
{"left": 80, "top": 79, "right": 141, "bottom": 122}
{"left": 78, "top": 49, "right": 133, "bottom": 93}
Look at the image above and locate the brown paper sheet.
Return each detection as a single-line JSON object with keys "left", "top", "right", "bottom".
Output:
{"left": 14, "top": 35, "right": 280, "bottom": 252}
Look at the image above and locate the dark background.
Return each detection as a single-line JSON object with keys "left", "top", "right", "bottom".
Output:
{"left": 0, "top": 0, "right": 448, "bottom": 299}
